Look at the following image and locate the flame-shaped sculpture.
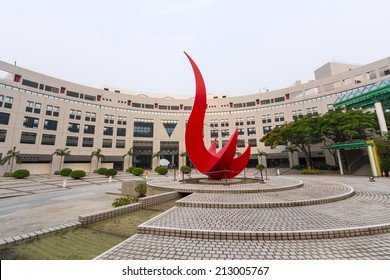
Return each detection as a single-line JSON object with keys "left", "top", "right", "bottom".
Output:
{"left": 184, "top": 52, "right": 251, "bottom": 179}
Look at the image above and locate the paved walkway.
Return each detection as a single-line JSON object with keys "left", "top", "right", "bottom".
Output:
{"left": 97, "top": 175, "right": 390, "bottom": 260}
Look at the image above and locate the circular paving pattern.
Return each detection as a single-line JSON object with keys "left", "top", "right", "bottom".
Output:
{"left": 97, "top": 175, "right": 390, "bottom": 260}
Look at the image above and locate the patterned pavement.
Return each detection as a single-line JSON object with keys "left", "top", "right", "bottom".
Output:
{"left": 97, "top": 175, "right": 390, "bottom": 260}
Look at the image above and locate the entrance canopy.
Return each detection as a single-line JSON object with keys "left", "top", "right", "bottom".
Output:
{"left": 333, "top": 79, "right": 390, "bottom": 110}
{"left": 322, "top": 141, "right": 373, "bottom": 150}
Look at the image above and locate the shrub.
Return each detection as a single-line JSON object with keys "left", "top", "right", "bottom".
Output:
{"left": 155, "top": 166, "right": 168, "bottom": 175}
{"left": 301, "top": 168, "right": 322, "bottom": 175}
{"left": 70, "top": 170, "right": 86, "bottom": 179}
{"left": 180, "top": 165, "right": 191, "bottom": 174}
{"left": 135, "top": 182, "right": 147, "bottom": 198}
{"left": 132, "top": 167, "right": 144, "bottom": 176}
{"left": 4, "top": 172, "right": 13, "bottom": 177}
{"left": 112, "top": 195, "right": 139, "bottom": 207}
{"left": 60, "top": 168, "right": 72, "bottom": 176}
{"left": 291, "top": 165, "right": 305, "bottom": 170}
{"left": 97, "top": 167, "right": 108, "bottom": 175}
{"left": 127, "top": 166, "right": 135, "bottom": 173}
{"left": 256, "top": 164, "right": 265, "bottom": 170}
{"left": 104, "top": 168, "right": 117, "bottom": 177}
{"left": 13, "top": 169, "right": 30, "bottom": 179}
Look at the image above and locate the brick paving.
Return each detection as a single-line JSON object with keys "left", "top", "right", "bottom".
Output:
{"left": 97, "top": 175, "right": 390, "bottom": 260}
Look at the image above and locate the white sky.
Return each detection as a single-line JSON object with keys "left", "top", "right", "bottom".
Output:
{"left": 1, "top": 0, "right": 390, "bottom": 96}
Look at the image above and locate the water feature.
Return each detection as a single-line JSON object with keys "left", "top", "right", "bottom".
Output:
{"left": 0, "top": 200, "right": 175, "bottom": 260}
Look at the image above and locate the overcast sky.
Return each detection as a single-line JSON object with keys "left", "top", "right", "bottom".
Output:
{"left": 1, "top": 0, "right": 390, "bottom": 96}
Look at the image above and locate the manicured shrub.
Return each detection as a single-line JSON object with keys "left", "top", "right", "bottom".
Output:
{"left": 104, "top": 168, "right": 117, "bottom": 177}
{"left": 131, "top": 167, "right": 144, "bottom": 176}
{"left": 155, "top": 166, "right": 168, "bottom": 175}
{"left": 256, "top": 164, "right": 265, "bottom": 170}
{"left": 97, "top": 167, "right": 108, "bottom": 175}
{"left": 70, "top": 170, "right": 86, "bottom": 179}
{"left": 127, "top": 166, "right": 135, "bottom": 173}
{"left": 180, "top": 165, "right": 191, "bottom": 174}
{"left": 60, "top": 168, "right": 72, "bottom": 176}
{"left": 112, "top": 196, "right": 139, "bottom": 207}
{"left": 135, "top": 182, "right": 147, "bottom": 198}
{"left": 301, "top": 168, "right": 322, "bottom": 175}
{"left": 13, "top": 169, "right": 30, "bottom": 179}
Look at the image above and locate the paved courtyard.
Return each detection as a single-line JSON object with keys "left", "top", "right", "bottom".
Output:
{"left": 97, "top": 174, "right": 390, "bottom": 260}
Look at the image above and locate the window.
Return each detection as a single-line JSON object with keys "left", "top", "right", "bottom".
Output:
{"left": 82, "top": 137, "right": 94, "bottom": 147}
{"left": 221, "top": 119, "right": 229, "bottom": 127}
{"left": 85, "top": 111, "right": 96, "bottom": 122}
{"left": 44, "top": 120, "right": 58, "bottom": 131}
{"left": 133, "top": 120, "right": 154, "bottom": 137}
{"left": 117, "top": 128, "right": 126, "bottom": 137}
{"left": 0, "top": 112, "right": 10, "bottom": 125}
{"left": 238, "top": 128, "right": 245, "bottom": 135}
{"left": 116, "top": 139, "right": 125, "bottom": 149}
{"left": 235, "top": 118, "right": 244, "bottom": 126}
{"left": 274, "top": 112, "right": 284, "bottom": 122}
{"left": 66, "top": 136, "right": 78, "bottom": 146}
{"left": 0, "top": 129, "right": 6, "bottom": 142}
{"left": 20, "top": 132, "right": 37, "bottom": 144}
{"left": 34, "top": 103, "right": 41, "bottom": 114}
{"left": 248, "top": 138, "right": 257, "bottom": 147}
{"left": 70, "top": 109, "right": 82, "bottom": 120}
{"left": 247, "top": 127, "right": 256, "bottom": 136}
{"left": 210, "top": 130, "right": 218, "bottom": 138}
{"left": 246, "top": 116, "right": 255, "bottom": 125}
{"left": 68, "top": 123, "right": 80, "bottom": 133}
{"left": 103, "top": 126, "right": 114, "bottom": 136}
{"left": 0, "top": 95, "right": 3, "bottom": 107}
{"left": 22, "top": 79, "right": 38, "bottom": 88}
{"left": 4, "top": 96, "right": 13, "bottom": 109}
{"left": 221, "top": 129, "right": 229, "bottom": 138}
{"left": 66, "top": 90, "right": 79, "bottom": 98}
{"left": 41, "top": 134, "right": 56, "bottom": 145}
{"left": 102, "top": 139, "right": 112, "bottom": 148}
{"left": 26, "top": 101, "right": 34, "bottom": 112}
{"left": 327, "top": 104, "right": 334, "bottom": 112}
{"left": 84, "top": 125, "right": 95, "bottom": 134}
{"left": 46, "top": 105, "right": 53, "bottom": 115}
{"left": 23, "top": 116, "right": 39, "bottom": 128}
{"left": 237, "top": 139, "right": 245, "bottom": 147}
{"left": 104, "top": 114, "right": 114, "bottom": 124}
{"left": 262, "top": 114, "right": 272, "bottom": 123}
{"left": 210, "top": 119, "right": 218, "bottom": 128}
{"left": 263, "top": 126, "right": 272, "bottom": 135}
{"left": 117, "top": 116, "right": 127, "bottom": 125}
{"left": 44, "top": 85, "right": 59, "bottom": 93}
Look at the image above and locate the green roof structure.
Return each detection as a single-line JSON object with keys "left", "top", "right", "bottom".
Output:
{"left": 322, "top": 141, "right": 373, "bottom": 150}
{"left": 333, "top": 79, "right": 390, "bottom": 109}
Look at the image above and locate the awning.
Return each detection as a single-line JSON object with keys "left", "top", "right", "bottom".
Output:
{"left": 322, "top": 141, "right": 373, "bottom": 150}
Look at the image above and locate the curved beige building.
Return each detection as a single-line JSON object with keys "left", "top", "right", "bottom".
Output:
{"left": 0, "top": 57, "right": 389, "bottom": 174}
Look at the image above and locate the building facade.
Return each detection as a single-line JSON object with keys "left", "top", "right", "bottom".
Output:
{"left": 0, "top": 57, "right": 389, "bottom": 174}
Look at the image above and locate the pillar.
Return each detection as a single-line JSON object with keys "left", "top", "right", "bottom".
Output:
{"left": 374, "top": 102, "right": 388, "bottom": 136}
{"left": 367, "top": 145, "right": 379, "bottom": 177}
{"left": 337, "top": 149, "right": 344, "bottom": 175}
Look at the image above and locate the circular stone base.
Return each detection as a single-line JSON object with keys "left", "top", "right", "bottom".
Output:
{"left": 198, "top": 178, "right": 241, "bottom": 184}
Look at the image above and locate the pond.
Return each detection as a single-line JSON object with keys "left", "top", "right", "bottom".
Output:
{"left": 0, "top": 200, "right": 175, "bottom": 260}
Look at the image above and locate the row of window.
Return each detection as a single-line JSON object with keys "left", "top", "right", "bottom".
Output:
{"left": 211, "top": 138, "right": 258, "bottom": 148}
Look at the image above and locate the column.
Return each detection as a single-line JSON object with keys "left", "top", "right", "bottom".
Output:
{"left": 374, "top": 102, "right": 388, "bottom": 136}
{"left": 367, "top": 145, "right": 379, "bottom": 177}
{"left": 337, "top": 149, "right": 344, "bottom": 175}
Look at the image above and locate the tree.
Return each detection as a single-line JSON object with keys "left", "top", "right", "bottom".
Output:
{"left": 255, "top": 149, "right": 267, "bottom": 165}
{"left": 52, "top": 148, "right": 71, "bottom": 171}
{"left": 261, "top": 115, "right": 323, "bottom": 169}
{"left": 179, "top": 151, "right": 188, "bottom": 166}
{"left": 152, "top": 151, "right": 161, "bottom": 166}
{"left": 123, "top": 147, "right": 134, "bottom": 168}
{"left": 284, "top": 143, "right": 299, "bottom": 167}
{"left": 1, "top": 146, "right": 22, "bottom": 173}
{"left": 320, "top": 108, "right": 377, "bottom": 168}
{"left": 90, "top": 148, "right": 105, "bottom": 171}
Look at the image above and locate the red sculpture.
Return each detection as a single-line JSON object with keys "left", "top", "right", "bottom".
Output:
{"left": 184, "top": 52, "right": 251, "bottom": 179}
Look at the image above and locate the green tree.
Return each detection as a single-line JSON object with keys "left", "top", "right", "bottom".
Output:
{"left": 1, "top": 146, "right": 22, "bottom": 173}
{"left": 90, "top": 148, "right": 105, "bottom": 171}
{"left": 122, "top": 147, "right": 134, "bottom": 168}
{"left": 261, "top": 115, "right": 323, "bottom": 169}
{"left": 320, "top": 108, "right": 377, "bottom": 168}
{"left": 284, "top": 143, "right": 299, "bottom": 167}
{"left": 255, "top": 149, "right": 267, "bottom": 165}
{"left": 179, "top": 151, "right": 187, "bottom": 167}
{"left": 52, "top": 148, "right": 71, "bottom": 171}
{"left": 152, "top": 151, "right": 161, "bottom": 166}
